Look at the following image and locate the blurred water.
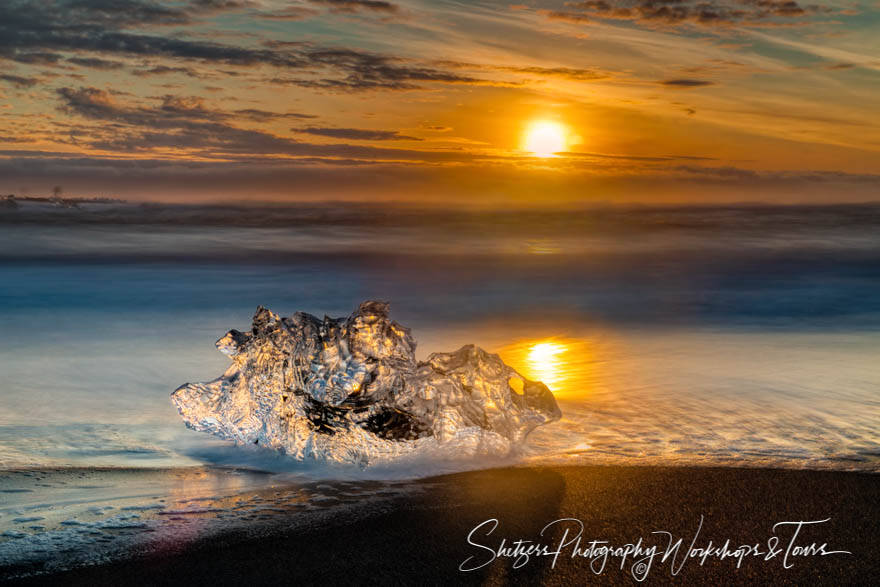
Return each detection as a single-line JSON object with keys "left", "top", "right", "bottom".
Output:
{"left": 0, "top": 203, "right": 878, "bottom": 472}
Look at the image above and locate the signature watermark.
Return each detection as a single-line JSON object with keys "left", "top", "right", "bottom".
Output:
{"left": 460, "top": 516, "right": 850, "bottom": 580}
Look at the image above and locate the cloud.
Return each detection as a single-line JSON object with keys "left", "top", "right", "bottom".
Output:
{"left": 0, "top": 135, "right": 36, "bottom": 144}
{"left": 0, "top": 1, "right": 494, "bottom": 92}
{"left": 54, "top": 88, "right": 203, "bottom": 124}
{"left": 8, "top": 52, "right": 64, "bottom": 65}
{"left": 131, "top": 65, "right": 206, "bottom": 77}
{"left": 501, "top": 65, "right": 611, "bottom": 80}
{"left": 189, "top": 0, "right": 254, "bottom": 10}
{"left": 292, "top": 127, "right": 421, "bottom": 140}
{"left": 304, "top": 49, "right": 485, "bottom": 87}
{"left": 52, "top": 87, "right": 482, "bottom": 162}
{"left": 542, "top": 10, "right": 594, "bottom": 23}
{"left": 659, "top": 78, "right": 716, "bottom": 87}
{"left": 254, "top": 1, "right": 401, "bottom": 20}
{"left": 253, "top": 6, "right": 321, "bottom": 21}
{"left": 673, "top": 165, "right": 880, "bottom": 186}
{"left": 236, "top": 109, "right": 317, "bottom": 122}
{"left": 546, "top": 0, "right": 832, "bottom": 29}
{"left": 564, "top": 151, "right": 719, "bottom": 162}
{"left": 825, "top": 62, "right": 855, "bottom": 70}
{"left": 0, "top": 74, "right": 39, "bottom": 88}
{"left": 266, "top": 49, "right": 490, "bottom": 91}
{"left": 438, "top": 61, "right": 614, "bottom": 81}
{"left": 21, "top": 1, "right": 192, "bottom": 28}
{"left": 67, "top": 57, "right": 126, "bottom": 70}
{"left": 0, "top": 11, "right": 306, "bottom": 69}
{"left": 307, "top": 0, "right": 400, "bottom": 13}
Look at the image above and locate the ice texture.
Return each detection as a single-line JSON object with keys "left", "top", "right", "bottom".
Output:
{"left": 172, "top": 301, "right": 561, "bottom": 465}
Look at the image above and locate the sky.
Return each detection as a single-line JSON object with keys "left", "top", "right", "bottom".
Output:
{"left": 0, "top": 0, "right": 878, "bottom": 205}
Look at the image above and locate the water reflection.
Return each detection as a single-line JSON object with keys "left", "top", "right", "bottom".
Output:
{"left": 498, "top": 338, "right": 595, "bottom": 398}
{"left": 527, "top": 342, "right": 565, "bottom": 389}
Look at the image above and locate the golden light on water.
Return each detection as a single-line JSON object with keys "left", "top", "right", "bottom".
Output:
{"left": 524, "top": 238, "right": 562, "bottom": 255}
{"left": 527, "top": 342, "right": 566, "bottom": 388}
{"left": 498, "top": 338, "right": 594, "bottom": 398}
{"left": 523, "top": 120, "right": 567, "bottom": 158}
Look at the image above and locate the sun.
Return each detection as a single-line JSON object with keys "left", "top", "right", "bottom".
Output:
{"left": 523, "top": 120, "right": 567, "bottom": 158}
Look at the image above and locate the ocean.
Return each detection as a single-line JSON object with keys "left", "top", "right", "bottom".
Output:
{"left": 1, "top": 202, "right": 878, "bottom": 472}
{"left": 2, "top": 201, "right": 878, "bottom": 574}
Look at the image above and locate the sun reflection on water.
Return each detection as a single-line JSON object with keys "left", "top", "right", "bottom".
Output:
{"left": 527, "top": 341, "right": 566, "bottom": 389}
{"left": 498, "top": 338, "right": 594, "bottom": 398}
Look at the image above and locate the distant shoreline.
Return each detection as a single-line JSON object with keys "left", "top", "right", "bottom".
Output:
{"left": 2, "top": 195, "right": 125, "bottom": 206}
{"left": 2, "top": 197, "right": 880, "bottom": 226}
{"left": 3, "top": 195, "right": 880, "bottom": 213}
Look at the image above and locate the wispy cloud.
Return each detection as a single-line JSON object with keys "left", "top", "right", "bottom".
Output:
{"left": 659, "top": 78, "right": 717, "bottom": 87}
{"left": 292, "top": 127, "right": 422, "bottom": 140}
{"left": 545, "top": 0, "right": 833, "bottom": 29}
{"left": 52, "top": 87, "right": 485, "bottom": 162}
{"left": 67, "top": 57, "right": 127, "bottom": 70}
{"left": 0, "top": 74, "right": 40, "bottom": 88}
{"left": 307, "top": 0, "right": 400, "bottom": 14}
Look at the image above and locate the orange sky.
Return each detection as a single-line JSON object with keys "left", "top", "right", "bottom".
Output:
{"left": 0, "top": 0, "right": 877, "bottom": 204}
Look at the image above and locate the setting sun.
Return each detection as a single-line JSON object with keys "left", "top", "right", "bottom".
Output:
{"left": 523, "top": 121, "right": 567, "bottom": 158}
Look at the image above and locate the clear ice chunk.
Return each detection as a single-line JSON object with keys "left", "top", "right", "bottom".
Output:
{"left": 172, "top": 301, "right": 561, "bottom": 465}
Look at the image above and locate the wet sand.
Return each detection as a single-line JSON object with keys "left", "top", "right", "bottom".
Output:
{"left": 6, "top": 465, "right": 879, "bottom": 585}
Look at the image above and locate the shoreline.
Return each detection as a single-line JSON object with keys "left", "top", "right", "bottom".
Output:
{"left": 4, "top": 464, "right": 878, "bottom": 585}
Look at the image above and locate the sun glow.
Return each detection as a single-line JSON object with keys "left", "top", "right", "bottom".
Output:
{"left": 498, "top": 337, "right": 598, "bottom": 398}
{"left": 527, "top": 342, "right": 566, "bottom": 386}
{"left": 523, "top": 121, "right": 567, "bottom": 158}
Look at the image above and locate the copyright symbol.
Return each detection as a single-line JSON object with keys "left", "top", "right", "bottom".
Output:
{"left": 634, "top": 562, "right": 648, "bottom": 576}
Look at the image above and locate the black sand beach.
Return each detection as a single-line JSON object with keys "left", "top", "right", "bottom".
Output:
{"left": 6, "top": 465, "right": 878, "bottom": 586}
